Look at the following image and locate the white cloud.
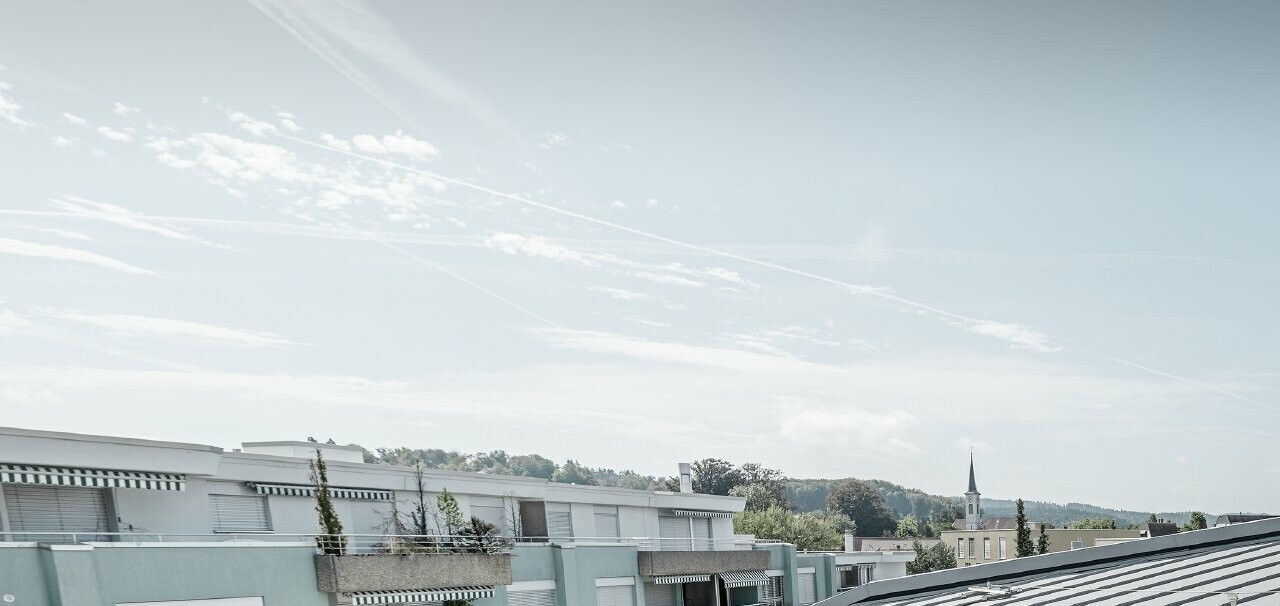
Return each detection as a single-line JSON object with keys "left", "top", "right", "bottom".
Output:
{"left": 588, "top": 286, "right": 652, "bottom": 301}
{"left": 95, "top": 125, "right": 135, "bottom": 142}
{"left": 0, "top": 237, "right": 152, "bottom": 274}
{"left": 532, "top": 328, "right": 823, "bottom": 373}
{"left": 777, "top": 402, "right": 921, "bottom": 456}
{"left": 957, "top": 437, "right": 996, "bottom": 455}
{"left": 634, "top": 271, "right": 705, "bottom": 288}
{"left": 51, "top": 196, "right": 222, "bottom": 247}
{"left": 62, "top": 112, "right": 88, "bottom": 127}
{"left": 248, "top": 0, "right": 507, "bottom": 130}
{"left": 350, "top": 131, "right": 439, "bottom": 160}
{"left": 485, "top": 232, "right": 596, "bottom": 267}
{"left": 611, "top": 200, "right": 627, "bottom": 209}
{"left": 964, "top": 320, "right": 1060, "bottom": 353}
{"left": 51, "top": 311, "right": 297, "bottom": 348}
{"left": 279, "top": 117, "right": 303, "bottom": 132}
{"left": 0, "top": 80, "right": 35, "bottom": 129}
{"left": 538, "top": 131, "right": 569, "bottom": 149}
{"left": 319, "top": 132, "right": 351, "bottom": 152}
{"left": 646, "top": 198, "right": 660, "bottom": 208}
{"left": 227, "top": 110, "right": 277, "bottom": 137}
{"left": 51, "top": 135, "right": 78, "bottom": 148}
{"left": 113, "top": 101, "right": 140, "bottom": 117}
{"left": 0, "top": 309, "right": 34, "bottom": 336}
{"left": 30, "top": 227, "right": 93, "bottom": 241}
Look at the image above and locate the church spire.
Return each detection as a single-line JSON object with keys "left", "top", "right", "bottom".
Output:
{"left": 968, "top": 451, "right": 978, "bottom": 494}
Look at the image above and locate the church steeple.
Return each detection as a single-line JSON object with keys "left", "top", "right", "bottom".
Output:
{"left": 965, "top": 451, "right": 981, "bottom": 531}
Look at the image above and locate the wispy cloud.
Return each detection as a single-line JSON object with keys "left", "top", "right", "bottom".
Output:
{"left": 50, "top": 195, "right": 226, "bottom": 248}
{"left": 776, "top": 401, "right": 921, "bottom": 457}
{"left": 20, "top": 226, "right": 94, "bottom": 241}
{"left": 248, "top": 0, "right": 506, "bottom": 130}
{"left": 96, "top": 125, "right": 135, "bottom": 142}
{"left": 532, "top": 328, "right": 824, "bottom": 373}
{"left": 62, "top": 112, "right": 88, "bottom": 127}
{"left": 50, "top": 311, "right": 297, "bottom": 348}
{"left": 587, "top": 286, "right": 653, "bottom": 302}
{"left": 485, "top": 232, "right": 597, "bottom": 267}
{"left": 0, "top": 79, "right": 35, "bottom": 129}
{"left": 538, "top": 132, "right": 569, "bottom": 150}
{"left": 0, "top": 237, "right": 152, "bottom": 274}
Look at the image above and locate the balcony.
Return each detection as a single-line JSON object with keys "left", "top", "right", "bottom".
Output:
{"left": 313, "top": 534, "right": 513, "bottom": 594}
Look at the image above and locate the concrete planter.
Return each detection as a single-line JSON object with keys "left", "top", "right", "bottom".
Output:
{"left": 637, "top": 550, "right": 771, "bottom": 576}
{"left": 314, "top": 553, "right": 513, "bottom": 592}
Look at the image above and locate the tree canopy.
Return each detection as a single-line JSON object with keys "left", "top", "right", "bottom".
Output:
{"left": 827, "top": 479, "right": 897, "bottom": 537}
{"left": 1183, "top": 512, "right": 1208, "bottom": 532}
{"left": 1068, "top": 516, "right": 1118, "bottom": 530}
{"left": 906, "top": 540, "right": 956, "bottom": 574}
{"left": 733, "top": 506, "right": 843, "bottom": 551}
{"left": 1015, "top": 499, "right": 1036, "bottom": 557}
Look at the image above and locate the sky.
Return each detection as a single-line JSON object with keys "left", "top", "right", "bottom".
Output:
{"left": 0, "top": 1, "right": 1277, "bottom": 514}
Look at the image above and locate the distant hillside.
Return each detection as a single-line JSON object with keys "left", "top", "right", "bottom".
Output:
{"left": 784, "top": 478, "right": 1200, "bottom": 528}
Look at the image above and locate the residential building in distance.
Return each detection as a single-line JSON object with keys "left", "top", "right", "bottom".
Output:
{"left": 1137, "top": 520, "right": 1179, "bottom": 537}
{"left": 941, "top": 457, "right": 1139, "bottom": 567}
{"left": 0, "top": 426, "right": 909, "bottom": 606}
{"left": 820, "top": 517, "right": 1280, "bottom": 606}
{"left": 1214, "top": 513, "right": 1275, "bottom": 527}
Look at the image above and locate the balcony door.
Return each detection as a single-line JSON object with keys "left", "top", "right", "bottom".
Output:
{"left": 3, "top": 484, "right": 111, "bottom": 541}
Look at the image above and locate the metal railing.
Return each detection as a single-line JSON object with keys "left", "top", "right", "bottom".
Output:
{"left": 3, "top": 532, "right": 761, "bottom": 553}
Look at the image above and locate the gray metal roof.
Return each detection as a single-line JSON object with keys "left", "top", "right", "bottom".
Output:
{"left": 822, "top": 518, "right": 1280, "bottom": 606}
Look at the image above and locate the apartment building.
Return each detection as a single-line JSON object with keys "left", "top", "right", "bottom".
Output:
{"left": 0, "top": 426, "right": 906, "bottom": 606}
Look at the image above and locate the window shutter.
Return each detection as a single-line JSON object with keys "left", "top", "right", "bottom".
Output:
{"left": 644, "top": 582, "right": 675, "bottom": 606}
{"left": 509, "top": 589, "right": 556, "bottom": 606}
{"left": 691, "top": 517, "right": 711, "bottom": 551}
{"left": 209, "top": 494, "right": 272, "bottom": 532}
{"left": 4, "top": 485, "right": 110, "bottom": 537}
{"left": 659, "top": 515, "right": 691, "bottom": 551}
{"left": 595, "top": 585, "right": 633, "bottom": 606}
{"left": 798, "top": 572, "right": 816, "bottom": 605}
{"left": 546, "top": 502, "right": 573, "bottom": 539}
{"left": 594, "top": 505, "right": 619, "bottom": 538}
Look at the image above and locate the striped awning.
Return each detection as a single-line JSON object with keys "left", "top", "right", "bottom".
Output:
{"left": 0, "top": 464, "right": 185, "bottom": 491}
{"left": 653, "top": 575, "right": 712, "bottom": 585}
{"left": 672, "top": 509, "right": 734, "bottom": 518}
{"left": 249, "top": 483, "right": 392, "bottom": 501}
{"left": 721, "top": 570, "right": 769, "bottom": 588}
{"left": 836, "top": 564, "right": 873, "bottom": 572}
{"left": 345, "top": 587, "right": 494, "bottom": 605}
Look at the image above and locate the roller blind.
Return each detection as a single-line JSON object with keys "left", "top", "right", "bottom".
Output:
{"left": 691, "top": 517, "right": 711, "bottom": 551}
{"left": 798, "top": 572, "right": 816, "bottom": 605}
{"left": 595, "top": 585, "right": 634, "bottom": 606}
{"left": 644, "top": 583, "right": 674, "bottom": 606}
{"left": 659, "top": 515, "right": 691, "bottom": 551}
{"left": 508, "top": 589, "right": 556, "bottom": 606}
{"left": 209, "top": 494, "right": 271, "bottom": 533}
{"left": 546, "top": 502, "right": 573, "bottom": 539}
{"left": 4, "top": 484, "right": 109, "bottom": 536}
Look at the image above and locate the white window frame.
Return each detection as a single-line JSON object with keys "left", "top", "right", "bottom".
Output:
{"left": 957, "top": 538, "right": 965, "bottom": 558}
{"left": 999, "top": 537, "right": 1007, "bottom": 559}
{"left": 984, "top": 537, "right": 991, "bottom": 559}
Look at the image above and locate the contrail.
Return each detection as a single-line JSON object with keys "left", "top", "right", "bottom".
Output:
{"left": 276, "top": 132, "right": 1269, "bottom": 410}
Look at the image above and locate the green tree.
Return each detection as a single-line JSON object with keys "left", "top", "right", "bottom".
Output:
{"left": 1146, "top": 513, "right": 1159, "bottom": 524}
{"left": 437, "top": 488, "right": 466, "bottom": 537}
{"left": 827, "top": 479, "right": 896, "bottom": 537}
{"left": 552, "top": 460, "right": 597, "bottom": 485}
{"left": 1182, "top": 512, "right": 1208, "bottom": 532}
{"left": 733, "top": 506, "right": 841, "bottom": 551}
{"left": 896, "top": 516, "right": 921, "bottom": 537}
{"left": 508, "top": 454, "right": 557, "bottom": 479}
{"left": 730, "top": 483, "right": 788, "bottom": 512}
{"left": 1037, "top": 524, "right": 1050, "bottom": 554}
{"left": 692, "top": 458, "right": 743, "bottom": 495}
{"left": 906, "top": 540, "right": 957, "bottom": 574}
{"left": 1069, "top": 516, "right": 1118, "bottom": 530}
{"left": 310, "top": 449, "right": 346, "bottom": 555}
{"left": 1015, "top": 499, "right": 1036, "bottom": 557}
{"left": 812, "top": 511, "right": 857, "bottom": 536}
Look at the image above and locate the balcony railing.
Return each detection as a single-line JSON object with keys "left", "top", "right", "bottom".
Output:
{"left": 3, "top": 532, "right": 764, "bottom": 552}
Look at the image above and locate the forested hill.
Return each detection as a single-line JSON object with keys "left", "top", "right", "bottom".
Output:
{"left": 356, "top": 444, "right": 1196, "bottom": 527}
{"left": 784, "top": 478, "right": 1197, "bottom": 527}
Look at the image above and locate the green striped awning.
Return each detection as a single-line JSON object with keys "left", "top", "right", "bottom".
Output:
{"left": 672, "top": 509, "right": 734, "bottom": 518}
{"left": 249, "top": 482, "right": 392, "bottom": 501}
{"left": 344, "top": 586, "right": 495, "bottom": 605}
{"left": 0, "top": 464, "right": 185, "bottom": 491}
{"left": 721, "top": 570, "right": 769, "bottom": 588}
{"left": 653, "top": 575, "right": 712, "bottom": 585}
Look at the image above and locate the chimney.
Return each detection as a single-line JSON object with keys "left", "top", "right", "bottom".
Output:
{"left": 844, "top": 533, "right": 856, "bottom": 553}
{"left": 679, "top": 463, "right": 693, "bottom": 493}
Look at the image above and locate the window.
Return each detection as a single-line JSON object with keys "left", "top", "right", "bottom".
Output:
{"left": 1071, "top": 540, "right": 1084, "bottom": 550}
{"left": 471, "top": 496, "right": 507, "bottom": 536}
{"left": 957, "top": 538, "right": 966, "bottom": 558}
{"left": 968, "top": 538, "right": 975, "bottom": 559}
{"left": 761, "top": 577, "right": 783, "bottom": 605}
{"left": 209, "top": 494, "right": 271, "bottom": 533}
{"left": 595, "top": 584, "right": 634, "bottom": 606}
{"left": 546, "top": 502, "right": 573, "bottom": 539}
{"left": 984, "top": 538, "right": 991, "bottom": 559}
{"left": 594, "top": 505, "right": 620, "bottom": 539}
{"left": 798, "top": 572, "right": 817, "bottom": 605}
{"left": 509, "top": 589, "right": 557, "bottom": 606}
{"left": 4, "top": 485, "right": 111, "bottom": 539}
{"left": 690, "top": 516, "right": 712, "bottom": 550}
{"left": 999, "top": 537, "right": 1007, "bottom": 559}
{"left": 645, "top": 582, "right": 676, "bottom": 606}
{"left": 659, "top": 515, "right": 692, "bottom": 551}
{"left": 968, "top": 503, "right": 974, "bottom": 514}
